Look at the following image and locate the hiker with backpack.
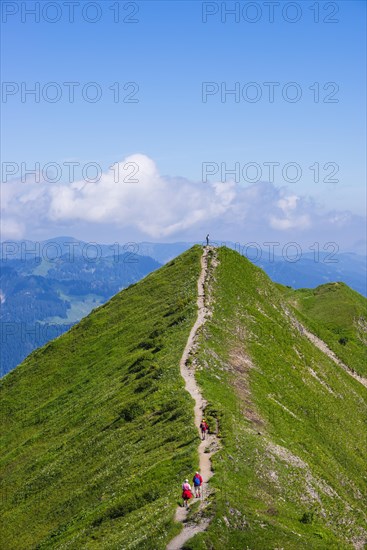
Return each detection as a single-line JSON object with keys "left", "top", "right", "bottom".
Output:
{"left": 181, "top": 479, "right": 193, "bottom": 508}
{"left": 192, "top": 471, "right": 203, "bottom": 498}
{"left": 200, "top": 419, "right": 209, "bottom": 440}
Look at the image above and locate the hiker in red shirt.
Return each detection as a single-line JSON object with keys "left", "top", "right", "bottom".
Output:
{"left": 193, "top": 471, "right": 203, "bottom": 498}
{"left": 181, "top": 479, "right": 193, "bottom": 508}
{"left": 200, "top": 419, "right": 209, "bottom": 440}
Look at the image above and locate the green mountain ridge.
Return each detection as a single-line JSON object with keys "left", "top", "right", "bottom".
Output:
{"left": 1, "top": 246, "right": 366, "bottom": 549}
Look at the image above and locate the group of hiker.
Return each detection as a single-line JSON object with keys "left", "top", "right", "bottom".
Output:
{"left": 181, "top": 472, "right": 203, "bottom": 508}
{"left": 181, "top": 418, "right": 210, "bottom": 507}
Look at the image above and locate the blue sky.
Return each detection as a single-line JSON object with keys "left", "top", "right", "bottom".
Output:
{"left": 1, "top": 1, "right": 366, "bottom": 251}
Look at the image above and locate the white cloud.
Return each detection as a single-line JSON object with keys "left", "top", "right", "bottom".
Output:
{"left": 0, "top": 218, "right": 25, "bottom": 240}
{"left": 1, "top": 153, "right": 365, "bottom": 253}
{"left": 269, "top": 215, "right": 311, "bottom": 231}
{"left": 45, "top": 154, "right": 232, "bottom": 238}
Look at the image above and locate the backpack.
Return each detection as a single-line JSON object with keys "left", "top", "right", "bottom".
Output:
{"left": 193, "top": 475, "right": 201, "bottom": 486}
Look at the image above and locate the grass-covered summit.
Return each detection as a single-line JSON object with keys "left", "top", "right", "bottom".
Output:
{"left": 1, "top": 246, "right": 366, "bottom": 549}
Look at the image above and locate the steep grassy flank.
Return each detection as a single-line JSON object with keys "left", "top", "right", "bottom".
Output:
{"left": 0, "top": 247, "right": 202, "bottom": 550}
{"left": 188, "top": 247, "right": 367, "bottom": 549}
{"left": 280, "top": 282, "right": 367, "bottom": 377}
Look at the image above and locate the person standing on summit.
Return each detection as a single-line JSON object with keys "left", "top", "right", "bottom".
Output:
{"left": 206, "top": 234, "right": 209, "bottom": 246}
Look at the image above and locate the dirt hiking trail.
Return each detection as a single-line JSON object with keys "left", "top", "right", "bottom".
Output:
{"left": 166, "top": 246, "right": 219, "bottom": 550}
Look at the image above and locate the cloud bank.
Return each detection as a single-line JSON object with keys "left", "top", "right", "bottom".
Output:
{"left": 1, "top": 154, "right": 365, "bottom": 253}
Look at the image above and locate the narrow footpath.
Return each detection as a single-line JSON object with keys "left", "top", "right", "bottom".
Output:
{"left": 166, "top": 246, "right": 219, "bottom": 550}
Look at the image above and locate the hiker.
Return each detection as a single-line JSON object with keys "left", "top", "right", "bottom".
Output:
{"left": 206, "top": 234, "right": 209, "bottom": 246}
{"left": 200, "top": 419, "right": 209, "bottom": 440}
{"left": 193, "top": 471, "right": 203, "bottom": 498}
{"left": 182, "top": 479, "right": 193, "bottom": 508}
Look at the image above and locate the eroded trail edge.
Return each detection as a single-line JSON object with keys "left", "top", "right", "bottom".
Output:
{"left": 166, "top": 247, "right": 219, "bottom": 550}
{"left": 283, "top": 307, "right": 367, "bottom": 389}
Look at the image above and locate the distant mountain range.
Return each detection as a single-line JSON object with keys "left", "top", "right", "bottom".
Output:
{"left": 0, "top": 246, "right": 160, "bottom": 376}
{"left": 1, "top": 237, "right": 365, "bottom": 376}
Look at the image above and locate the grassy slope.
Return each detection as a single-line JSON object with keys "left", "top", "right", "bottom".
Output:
{"left": 279, "top": 282, "right": 367, "bottom": 377}
{"left": 0, "top": 247, "right": 203, "bottom": 550}
{"left": 187, "top": 248, "right": 367, "bottom": 549}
